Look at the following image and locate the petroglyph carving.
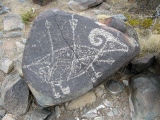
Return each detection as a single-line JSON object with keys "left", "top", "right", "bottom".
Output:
{"left": 23, "top": 14, "right": 129, "bottom": 98}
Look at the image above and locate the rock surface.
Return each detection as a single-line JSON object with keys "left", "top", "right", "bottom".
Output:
{"left": 0, "top": 58, "right": 14, "bottom": 74}
{"left": 24, "top": 109, "right": 51, "bottom": 120}
{"left": 0, "top": 2, "right": 10, "bottom": 15}
{"left": 3, "top": 31, "right": 23, "bottom": 38}
{"left": 2, "top": 114, "right": 15, "bottom": 120}
{"left": 1, "top": 74, "right": 29, "bottom": 115}
{"left": 131, "top": 54, "right": 155, "bottom": 73}
{"left": 22, "top": 9, "right": 140, "bottom": 107}
{"left": 68, "top": 0, "right": 103, "bottom": 11}
{"left": 66, "top": 91, "right": 96, "bottom": 110}
{"left": 130, "top": 74, "right": 160, "bottom": 120}
{"left": 3, "top": 14, "right": 24, "bottom": 32}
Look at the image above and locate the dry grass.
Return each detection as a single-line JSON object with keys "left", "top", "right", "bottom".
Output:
{"left": 139, "top": 34, "right": 160, "bottom": 57}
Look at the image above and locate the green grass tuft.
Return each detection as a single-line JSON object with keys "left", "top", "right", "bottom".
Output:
{"left": 21, "top": 9, "right": 36, "bottom": 24}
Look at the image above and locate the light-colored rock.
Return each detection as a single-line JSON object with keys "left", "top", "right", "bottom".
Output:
{"left": 55, "top": 106, "right": 61, "bottom": 119}
{"left": 82, "top": 109, "right": 98, "bottom": 118}
{"left": 94, "top": 84, "right": 105, "bottom": 97}
{"left": 3, "top": 14, "right": 24, "bottom": 31}
{"left": 107, "top": 111, "right": 114, "bottom": 117}
{"left": 68, "top": 0, "right": 103, "bottom": 11}
{"left": 103, "top": 99, "right": 113, "bottom": 107}
{"left": 2, "top": 114, "right": 15, "bottom": 120}
{"left": 113, "top": 108, "right": 118, "bottom": 115}
{"left": 15, "top": 62, "right": 23, "bottom": 76}
{"left": 99, "top": 2, "right": 111, "bottom": 10}
{"left": 15, "top": 42, "right": 25, "bottom": 53}
{"left": 94, "top": 116, "right": 104, "bottom": 120}
{"left": 17, "top": 54, "right": 23, "bottom": 62}
{"left": 66, "top": 91, "right": 96, "bottom": 110}
{"left": 0, "top": 49, "right": 4, "bottom": 59}
{"left": 0, "top": 58, "right": 14, "bottom": 74}
{"left": 0, "top": 109, "right": 6, "bottom": 117}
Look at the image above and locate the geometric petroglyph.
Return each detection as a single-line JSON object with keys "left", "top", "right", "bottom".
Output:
{"left": 23, "top": 14, "right": 129, "bottom": 98}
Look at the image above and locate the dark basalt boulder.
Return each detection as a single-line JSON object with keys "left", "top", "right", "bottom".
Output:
{"left": 22, "top": 9, "right": 140, "bottom": 107}
{"left": 130, "top": 74, "right": 160, "bottom": 120}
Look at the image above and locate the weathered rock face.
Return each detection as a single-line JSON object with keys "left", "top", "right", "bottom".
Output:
{"left": 130, "top": 74, "right": 160, "bottom": 120}
{"left": 131, "top": 54, "right": 155, "bottom": 73}
{"left": 68, "top": 0, "right": 103, "bottom": 11}
{"left": 1, "top": 74, "right": 29, "bottom": 115}
{"left": 24, "top": 109, "right": 51, "bottom": 120}
{"left": 0, "top": 2, "right": 10, "bottom": 15}
{"left": 3, "top": 14, "right": 24, "bottom": 32}
{"left": 22, "top": 9, "right": 140, "bottom": 107}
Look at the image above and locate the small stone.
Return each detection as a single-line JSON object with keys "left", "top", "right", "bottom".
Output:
{"left": 2, "top": 114, "right": 15, "bottom": 120}
{"left": 94, "top": 85, "right": 104, "bottom": 97}
{"left": 113, "top": 108, "right": 118, "bottom": 115}
{"left": 15, "top": 42, "right": 25, "bottom": 53}
{"left": 22, "top": 39, "right": 27, "bottom": 44}
{"left": 17, "top": 54, "right": 23, "bottom": 62}
{"left": 82, "top": 109, "right": 98, "bottom": 118}
{"left": 32, "top": 0, "right": 53, "bottom": 6}
{"left": 103, "top": 99, "right": 113, "bottom": 107}
{"left": 18, "top": 0, "right": 26, "bottom": 3}
{"left": 0, "top": 40, "right": 3, "bottom": 45}
{"left": 1, "top": 74, "right": 29, "bottom": 115}
{"left": 123, "top": 80, "right": 129, "bottom": 86}
{"left": 112, "top": 14, "right": 127, "bottom": 21}
{"left": 66, "top": 91, "right": 96, "bottom": 110}
{"left": 0, "top": 32, "right": 3, "bottom": 38}
{"left": 0, "top": 49, "right": 4, "bottom": 59}
{"left": 0, "top": 58, "right": 14, "bottom": 74}
{"left": 99, "top": 2, "right": 110, "bottom": 10}
{"left": 65, "top": 102, "right": 69, "bottom": 107}
{"left": 0, "top": 2, "right": 10, "bottom": 15}
{"left": 45, "top": 111, "right": 56, "bottom": 120}
{"left": 94, "top": 116, "right": 104, "bottom": 120}
{"left": 55, "top": 106, "right": 61, "bottom": 119}
{"left": 15, "top": 62, "right": 23, "bottom": 76}
{"left": 68, "top": 0, "right": 103, "bottom": 11}
{"left": 3, "top": 32, "right": 23, "bottom": 38}
{"left": 105, "top": 80, "right": 125, "bottom": 95}
{"left": 107, "top": 111, "right": 114, "bottom": 117}
{"left": 0, "top": 109, "right": 6, "bottom": 117}
{"left": 3, "top": 14, "right": 24, "bottom": 31}
{"left": 24, "top": 109, "right": 51, "bottom": 120}
{"left": 131, "top": 54, "right": 155, "bottom": 73}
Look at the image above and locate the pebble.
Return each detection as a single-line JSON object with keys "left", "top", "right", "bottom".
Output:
{"left": 0, "top": 2, "right": 10, "bottom": 15}
{"left": 107, "top": 111, "right": 114, "bottom": 117}
{"left": 105, "top": 80, "right": 125, "bottom": 95}
{"left": 15, "top": 42, "right": 25, "bottom": 53}
{"left": 112, "top": 14, "right": 127, "bottom": 21}
{"left": 55, "top": 106, "right": 61, "bottom": 119}
{"left": 0, "top": 109, "right": 6, "bottom": 117}
{"left": 3, "top": 32, "right": 23, "bottom": 38}
{"left": 0, "top": 58, "right": 14, "bottom": 74}
{"left": 103, "top": 99, "right": 113, "bottom": 107}
{"left": 2, "top": 114, "right": 15, "bottom": 120}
